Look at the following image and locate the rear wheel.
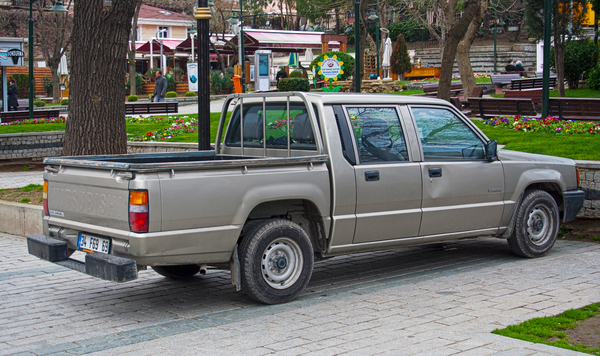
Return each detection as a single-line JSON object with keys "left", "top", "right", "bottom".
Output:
{"left": 507, "top": 190, "right": 559, "bottom": 258}
{"left": 152, "top": 264, "right": 201, "bottom": 279}
{"left": 239, "top": 219, "right": 314, "bottom": 304}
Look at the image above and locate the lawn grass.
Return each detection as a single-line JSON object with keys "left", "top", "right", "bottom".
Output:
{"left": 473, "top": 120, "right": 600, "bottom": 160}
{"left": 491, "top": 89, "right": 600, "bottom": 99}
{"left": 0, "top": 112, "right": 230, "bottom": 143}
{"left": 492, "top": 303, "right": 600, "bottom": 355}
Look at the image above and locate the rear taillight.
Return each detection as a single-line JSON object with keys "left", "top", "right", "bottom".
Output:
{"left": 43, "top": 180, "right": 49, "bottom": 216}
{"left": 576, "top": 167, "right": 581, "bottom": 186}
{"left": 129, "top": 190, "right": 149, "bottom": 233}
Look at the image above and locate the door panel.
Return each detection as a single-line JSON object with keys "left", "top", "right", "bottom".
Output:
{"left": 411, "top": 106, "right": 505, "bottom": 236}
{"left": 346, "top": 106, "right": 423, "bottom": 243}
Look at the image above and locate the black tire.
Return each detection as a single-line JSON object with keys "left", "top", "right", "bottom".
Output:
{"left": 152, "top": 264, "right": 201, "bottom": 279}
{"left": 507, "top": 190, "right": 560, "bottom": 258}
{"left": 239, "top": 219, "right": 314, "bottom": 304}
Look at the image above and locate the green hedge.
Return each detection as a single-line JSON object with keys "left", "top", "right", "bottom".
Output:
{"left": 278, "top": 78, "right": 310, "bottom": 92}
{"left": 60, "top": 98, "right": 68, "bottom": 105}
{"left": 165, "top": 91, "right": 177, "bottom": 98}
{"left": 184, "top": 91, "right": 197, "bottom": 97}
{"left": 127, "top": 95, "right": 138, "bottom": 102}
{"left": 34, "top": 99, "right": 45, "bottom": 107}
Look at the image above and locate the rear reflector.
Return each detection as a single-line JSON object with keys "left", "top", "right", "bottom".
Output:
{"left": 43, "top": 181, "right": 49, "bottom": 216}
{"left": 129, "top": 190, "right": 149, "bottom": 233}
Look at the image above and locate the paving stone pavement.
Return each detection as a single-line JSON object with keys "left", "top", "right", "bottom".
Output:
{"left": 1, "top": 232, "right": 599, "bottom": 356}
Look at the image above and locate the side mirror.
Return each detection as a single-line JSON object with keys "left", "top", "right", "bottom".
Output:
{"left": 485, "top": 140, "right": 498, "bottom": 161}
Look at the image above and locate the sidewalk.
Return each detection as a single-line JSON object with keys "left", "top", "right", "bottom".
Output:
{"left": 0, "top": 171, "right": 44, "bottom": 189}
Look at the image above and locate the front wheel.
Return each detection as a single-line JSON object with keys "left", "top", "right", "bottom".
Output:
{"left": 239, "top": 219, "right": 314, "bottom": 304}
{"left": 507, "top": 190, "right": 560, "bottom": 258}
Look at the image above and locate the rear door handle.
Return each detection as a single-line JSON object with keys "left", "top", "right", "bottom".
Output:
{"left": 365, "top": 170, "right": 380, "bottom": 181}
{"left": 429, "top": 167, "right": 442, "bottom": 178}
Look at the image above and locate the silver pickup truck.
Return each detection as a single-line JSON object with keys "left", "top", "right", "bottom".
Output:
{"left": 28, "top": 92, "right": 585, "bottom": 304}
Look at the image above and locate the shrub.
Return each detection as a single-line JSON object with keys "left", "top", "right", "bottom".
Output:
{"left": 125, "top": 74, "right": 143, "bottom": 94}
{"left": 34, "top": 99, "right": 45, "bottom": 107}
{"left": 166, "top": 74, "right": 176, "bottom": 91}
{"left": 289, "top": 70, "right": 303, "bottom": 78}
{"left": 127, "top": 95, "right": 138, "bottom": 102}
{"left": 41, "top": 75, "right": 53, "bottom": 97}
{"left": 585, "top": 65, "right": 600, "bottom": 90}
{"left": 184, "top": 91, "right": 197, "bottom": 97}
{"left": 309, "top": 51, "right": 354, "bottom": 81}
{"left": 10, "top": 74, "right": 30, "bottom": 99}
{"left": 210, "top": 69, "right": 234, "bottom": 94}
{"left": 165, "top": 91, "right": 177, "bottom": 98}
{"left": 551, "top": 39, "right": 599, "bottom": 89}
{"left": 391, "top": 33, "right": 412, "bottom": 76}
{"left": 60, "top": 98, "right": 68, "bottom": 105}
{"left": 278, "top": 78, "right": 310, "bottom": 92}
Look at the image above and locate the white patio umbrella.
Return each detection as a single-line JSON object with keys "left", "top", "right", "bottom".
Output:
{"left": 58, "top": 50, "right": 68, "bottom": 75}
{"left": 305, "top": 48, "right": 314, "bottom": 63}
{"left": 381, "top": 37, "right": 393, "bottom": 67}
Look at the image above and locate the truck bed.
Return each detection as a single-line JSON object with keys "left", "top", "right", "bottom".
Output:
{"left": 44, "top": 151, "right": 329, "bottom": 172}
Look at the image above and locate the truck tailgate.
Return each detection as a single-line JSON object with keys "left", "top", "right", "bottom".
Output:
{"left": 45, "top": 167, "right": 131, "bottom": 231}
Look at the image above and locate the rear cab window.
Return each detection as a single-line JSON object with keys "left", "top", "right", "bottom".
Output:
{"left": 225, "top": 102, "right": 318, "bottom": 151}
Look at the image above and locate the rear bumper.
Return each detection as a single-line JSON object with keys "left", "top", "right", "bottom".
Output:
{"left": 27, "top": 234, "right": 138, "bottom": 283}
{"left": 563, "top": 189, "right": 585, "bottom": 222}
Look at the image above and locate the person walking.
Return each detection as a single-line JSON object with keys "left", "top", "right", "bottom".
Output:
{"left": 276, "top": 66, "right": 288, "bottom": 84}
{"left": 153, "top": 70, "right": 167, "bottom": 102}
{"left": 7, "top": 78, "right": 19, "bottom": 111}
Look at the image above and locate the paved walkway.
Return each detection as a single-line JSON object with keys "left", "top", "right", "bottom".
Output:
{"left": 0, "top": 171, "right": 44, "bottom": 189}
{"left": 1, "top": 231, "right": 598, "bottom": 356}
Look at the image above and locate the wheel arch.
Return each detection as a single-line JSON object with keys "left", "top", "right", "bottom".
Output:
{"left": 236, "top": 199, "right": 328, "bottom": 253}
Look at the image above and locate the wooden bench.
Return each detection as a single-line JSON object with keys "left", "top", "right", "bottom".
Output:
{"left": 1, "top": 109, "right": 61, "bottom": 123}
{"left": 468, "top": 98, "right": 537, "bottom": 119}
{"left": 491, "top": 74, "right": 521, "bottom": 94}
{"left": 510, "top": 77, "right": 557, "bottom": 90}
{"left": 547, "top": 97, "right": 600, "bottom": 120}
{"left": 422, "top": 81, "right": 462, "bottom": 95}
{"left": 125, "top": 102, "right": 179, "bottom": 115}
{"left": 504, "top": 89, "right": 543, "bottom": 104}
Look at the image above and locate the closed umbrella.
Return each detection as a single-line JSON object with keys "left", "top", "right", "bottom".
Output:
{"left": 58, "top": 50, "right": 68, "bottom": 75}
{"left": 288, "top": 52, "right": 299, "bottom": 67}
{"left": 305, "top": 48, "right": 313, "bottom": 63}
{"left": 381, "top": 37, "right": 392, "bottom": 67}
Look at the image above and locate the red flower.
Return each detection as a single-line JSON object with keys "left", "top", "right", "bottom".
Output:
{"left": 146, "top": 132, "right": 153, "bottom": 136}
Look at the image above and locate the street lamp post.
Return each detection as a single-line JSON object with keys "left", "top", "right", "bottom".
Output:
{"left": 542, "top": 0, "right": 552, "bottom": 118}
{"left": 493, "top": 2, "right": 497, "bottom": 74}
{"left": 228, "top": 12, "right": 246, "bottom": 93}
{"left": 354, "top": 0, "right": 361, "bottom": 92}
{"left": 375, "top": 0, "right": 380, "bottom": 79}
{"left": 195, "top": 0, "right": 212, "bottom": 150}
{"left": 28, "top": 0, "right": 67, "bottom": 120}
{"left": 189, "top": 26, "right": 197, "bottom": 62}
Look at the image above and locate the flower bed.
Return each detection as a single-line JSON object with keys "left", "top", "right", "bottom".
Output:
{"left": 126, "top": 116, "right": 198, "bottom": 141}
{"left": 0, "top": 117, "right": 66, "bottom": 126}
{"left": 483, "top": 115, "right": 600, "bottom": 135}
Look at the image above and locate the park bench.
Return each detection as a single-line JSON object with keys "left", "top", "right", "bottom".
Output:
{"left": 504, "top": 89, "right": 543, "bottom": 104}
{"left": 491, "top": 74, "right": 521, "bottom": 94}
{"left": 468, "top": 97, "right": 537, "bottom": 120}
{"left": 1, "top": 109, "right": 61, "bottom": 123}
{"left": 547, "top": 97, "right": 600, "bottom": 120}
{"left": 125, "top": 102, "right": 178, "bottom": 115}
{"left": 422, "top": 81, "right": 463, "bottom": 95}
{"left": 510, "top": 77, "right": 557, "bottom": 90}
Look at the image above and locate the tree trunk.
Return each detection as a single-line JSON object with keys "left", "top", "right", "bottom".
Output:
{"left": 64, "top": 0, "right": 140, "bottom": 156}
{"left": 351, "top": 0, "right": 368, "bottom": 92}
{"left": 51, "top": 66, "right": 61, "bottom": 103}
{"left": 552, "top": 7, "right": 566, "bottom": 97}
{"left": 437, "top": 0, "right": 480, "bottom": 101}
{"left": 456, "top": 0, "right": 487, "bottom": 98}
{"left": 129, "top": 2, "right": 142, "bottom": 96}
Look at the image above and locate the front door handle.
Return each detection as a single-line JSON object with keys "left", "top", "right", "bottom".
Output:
{"left": 429, "top": 167, "right": 442, "bottom": 178}
{"left": 365, "top": 170, "right": 380, "bottom": 181}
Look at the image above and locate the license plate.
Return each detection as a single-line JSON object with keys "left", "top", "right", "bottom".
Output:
{"left": 78, "top": 233, "right": 110, "bottom": 254}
